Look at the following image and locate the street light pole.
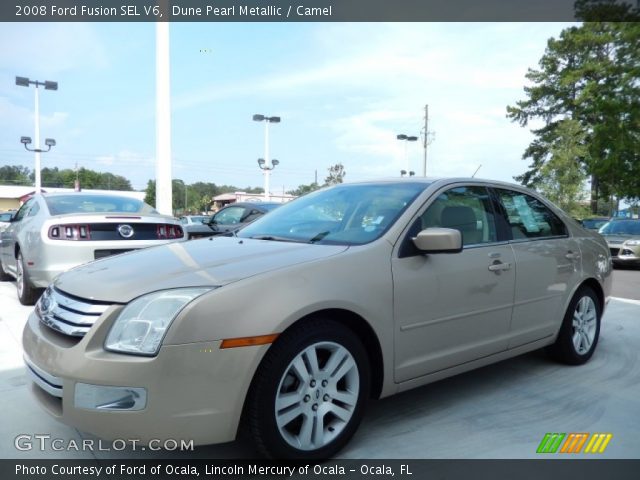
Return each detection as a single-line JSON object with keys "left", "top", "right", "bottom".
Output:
{"left": 15, "top": 76, "right": 58, "bottom": 193}
{"left": 253, "top": 114, "right": 281, "bottom": 200}
{"left": 34, "top": 85, "right": 41, "bottom": 192}
{"left": 396, "top": 134, "right": 418, "bottom": 173}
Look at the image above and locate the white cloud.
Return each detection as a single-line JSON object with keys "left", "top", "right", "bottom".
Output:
{"left": 0, "top": 23, "right": 108, "bottom": 76}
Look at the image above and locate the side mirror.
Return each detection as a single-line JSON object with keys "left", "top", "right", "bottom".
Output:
{"left": 412, "top": 228, "right": 462, "bottom": 254}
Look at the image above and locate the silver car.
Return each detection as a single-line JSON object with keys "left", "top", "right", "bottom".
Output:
{"left": 1, "top": 192, "right": 185, "bottom": 305}
{"left": 22, "top": 179, "right": 611, "bottom": 459}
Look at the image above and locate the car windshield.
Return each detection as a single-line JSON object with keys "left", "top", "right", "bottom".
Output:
{"left": 582, "top": 218, "right": 608, "bottom": 230}
{"left": 238, "top": 182, "right": 428, "bottom": 245}
{"left": 45, "top": 194, "right": 157, "bottom": 216}
{"left": 599, "top": 220, "right": 640, "bottom": 236}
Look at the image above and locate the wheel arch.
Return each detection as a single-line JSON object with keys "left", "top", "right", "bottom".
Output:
{"left": 276, "top": 308, "right": 384, "bottom": 400}
{"left": 579, "top": 277, "right": 605, "bottom": 313}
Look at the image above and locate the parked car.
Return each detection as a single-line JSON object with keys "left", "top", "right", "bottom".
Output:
{"left": 0, "top": 192, "right": 185, "bottom": 305}
{"left": 22, "top": 179, "right": 611, "bottom": 459}
{"left": 179, "top": 215, "right": 208, "bottom": 226}
{"left": 580, "top": 216, "right": 610, "bottom": 231}
{"left": 0, "top": 211, "right": 14, "bottom": 232}
{"left": 598, "top": 218, "right": 640, "bottom": 267}
{"left": 183, "top": 201, "right": 280, "bottom": 239}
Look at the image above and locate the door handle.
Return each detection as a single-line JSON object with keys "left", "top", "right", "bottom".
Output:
{"left": 565, "top": 252, "right": 581, "bottom": 260}
{"left": 488, "top": 261, "right": 511, "bottom": 272}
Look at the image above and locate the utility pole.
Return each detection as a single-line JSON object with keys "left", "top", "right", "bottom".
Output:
{"left": 423, "top": 105, "right": 428, "bottom": 177}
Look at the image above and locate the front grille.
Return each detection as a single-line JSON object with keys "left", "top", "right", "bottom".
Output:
{"left": 609, "top": 248, "right": 620, "bottom": 257}
{"left": 37, "top": 286, "right": 111, "bottom": 338}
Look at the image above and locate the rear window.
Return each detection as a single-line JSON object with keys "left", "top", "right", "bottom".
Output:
{"left": 45, "top": 195, "right": 157, "bottom": 216}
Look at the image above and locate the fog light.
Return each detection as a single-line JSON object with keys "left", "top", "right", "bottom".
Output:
{"left": 74, "top": 383, "right": 147, "bottom": 411}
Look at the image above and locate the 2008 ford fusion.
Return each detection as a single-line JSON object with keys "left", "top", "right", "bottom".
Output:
{"left": 22, "top": 178, "right": 612, "bottom": 459}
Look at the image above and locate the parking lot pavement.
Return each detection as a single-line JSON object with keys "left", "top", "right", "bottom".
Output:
{"left": 1, "top": 280, "right": 639, "bottom": 460}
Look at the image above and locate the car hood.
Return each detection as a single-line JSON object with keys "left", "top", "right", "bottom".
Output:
{"left": 54, "top": 236, "right": 348, "bottom": 303}
{"left": 601, "top": 234, "right": 637, "bottom": 244}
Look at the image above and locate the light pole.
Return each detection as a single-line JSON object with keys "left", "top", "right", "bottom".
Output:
{"left": 16, "top": 76, "right": 58, "bottom": 192}
{"left": 397, "top": 134, "right": 418, "bottom": 173}
{"left": 257, "top": 158, "right": 279, "bottom": 200}
{"left": 253, "top": 114, "right": 281, "bottom": 200}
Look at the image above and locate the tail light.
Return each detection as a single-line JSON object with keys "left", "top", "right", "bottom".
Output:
{"left": 156, "top": 224, "right": 183, "bottom": 239}
{"left": 49, "top": 224, "right": 91, "bottom": 240}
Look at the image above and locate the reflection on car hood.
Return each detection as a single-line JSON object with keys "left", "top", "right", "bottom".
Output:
{"left": 54, "top": 236, "right": 348, "bottom": 303}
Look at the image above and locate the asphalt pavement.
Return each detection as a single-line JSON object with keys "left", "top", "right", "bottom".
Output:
{"left": 0, "top": 272, "right": 639, "bottom": 459}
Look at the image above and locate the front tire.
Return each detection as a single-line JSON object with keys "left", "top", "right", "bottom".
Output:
{"left": 246, "top": 319, "right": 370, "bottom": 459}
{"left": 547, "top": 286, "right": 601, "bottom": 365}
{"left": 16, "top": 251, "right": 38, "bottom": 305}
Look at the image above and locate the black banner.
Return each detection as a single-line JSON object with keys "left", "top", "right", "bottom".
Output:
{"left": 3, "top": 0, "right": 639, "bottom": 22}
{"left": 3, "top": 459, "right": 640, "bottom": 480}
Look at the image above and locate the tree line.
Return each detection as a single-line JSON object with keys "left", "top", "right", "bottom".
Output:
{"left": 0, "top": 165, "right": 133, "bottom": 191}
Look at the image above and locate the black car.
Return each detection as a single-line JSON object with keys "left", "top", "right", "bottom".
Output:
{"left": 184, "top": 202, "right": 281, "bottom": 239}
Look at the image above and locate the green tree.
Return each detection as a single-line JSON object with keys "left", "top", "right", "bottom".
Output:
{"left": 324, "top": 163, "right": 346, "bottom": 186}
{"left": 144, "top": 179, "right": 156, "bottom": 206}
{"left": 538, "top": 119, "right": 590, "bottom": 217}
{"left": 287, "top": 182, "right": 320, "bottom": 196}
{"left": 0, "top": 165, "right": 31, "bottom": 186}
{"left": 507, "top": 10, "right": 640, "bottom": 212}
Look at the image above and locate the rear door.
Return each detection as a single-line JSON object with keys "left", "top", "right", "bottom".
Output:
{"left": 492, "top": 188, "right": 582, "bottom": 348}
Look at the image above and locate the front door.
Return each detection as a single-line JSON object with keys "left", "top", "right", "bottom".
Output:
{"left": 392, "top": 185, "right": 515, "bottom": 382}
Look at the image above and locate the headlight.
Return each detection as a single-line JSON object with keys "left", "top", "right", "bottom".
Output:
{"left": 105, "top": 288, "right": 212, "bottom": 356}
{"left": 625, "top": 240, "right": 640, "bottom": 246}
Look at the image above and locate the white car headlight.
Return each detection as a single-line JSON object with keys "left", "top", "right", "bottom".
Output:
{"left": 625, "top": 239, "right": 640, "bottom": 246}
{"left": 105, "top": 288, "right": 212, "bottom": 356}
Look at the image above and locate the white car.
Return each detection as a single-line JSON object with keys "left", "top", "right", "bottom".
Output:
{"left": 0, "top": 192, "right": 185, "bottom": 305}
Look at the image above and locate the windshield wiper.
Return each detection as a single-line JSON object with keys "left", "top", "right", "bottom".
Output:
{"left": 308, "top": 231, "right": 330, "bottom": 243}
{"left": 249, "top": 235, "right": 299, "bottom": 242}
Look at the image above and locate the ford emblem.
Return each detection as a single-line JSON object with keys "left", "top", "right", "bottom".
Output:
{"left": 118, "top": 224, "right": 134, "bottom": 239}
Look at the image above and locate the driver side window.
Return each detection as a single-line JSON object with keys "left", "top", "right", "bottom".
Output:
{"left": 419, "top": 186, "right": 497, "bottom": 247}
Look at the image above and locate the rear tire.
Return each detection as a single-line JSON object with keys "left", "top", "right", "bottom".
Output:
{"left": 16, "top": 252, "right": 38, "bottom": 306}
{"left": 245, "top": 318, "right": 370, "bottom": 459}
{"left": 547, "top": 286, "right": 601, "bottom": 365}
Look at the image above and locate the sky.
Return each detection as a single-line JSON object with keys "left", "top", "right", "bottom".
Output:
{"left": 0, "top": 22, "right": 575, "bottom": 193}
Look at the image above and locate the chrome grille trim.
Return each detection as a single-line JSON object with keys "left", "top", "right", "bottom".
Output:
{"left": 24, "top": 354, "right": 63, "bottom": 398}
{"left": 37, "top": 287, "right": 111, "bottom": 338}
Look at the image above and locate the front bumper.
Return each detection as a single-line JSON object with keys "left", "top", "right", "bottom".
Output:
{"left": 609, "top": 247, "right": 640, "bottom": 266}
{"left": 22, "top": 310, "right": 266, "bottom": 445}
